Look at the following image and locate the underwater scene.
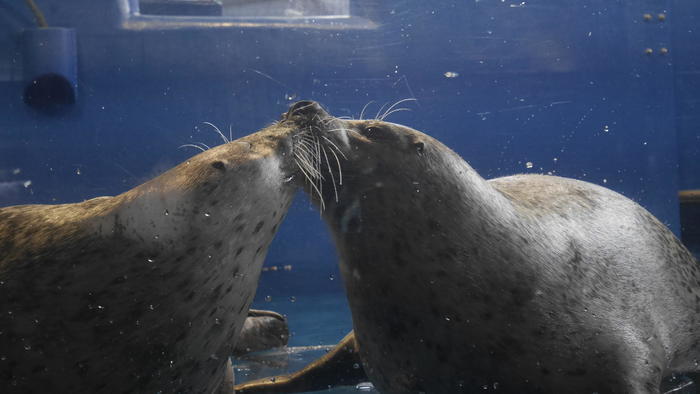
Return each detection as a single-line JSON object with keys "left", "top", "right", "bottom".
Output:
{"left": 1, "top": 0, "right": 700, "bottom": 393}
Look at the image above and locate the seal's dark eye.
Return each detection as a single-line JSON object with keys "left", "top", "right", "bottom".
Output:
{"left": 211, "top": 161, "right": 226, "bottom": 171}
{"left": 361, "top": 125, "right": 396, "bottom": 142}
{"left": 414, "top": 142, "right": 425, "bottom": 155}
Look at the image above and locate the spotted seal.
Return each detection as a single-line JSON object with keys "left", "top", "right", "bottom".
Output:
{"left": 283, "top": 100, "right": 700, "bottom": 393}
{"left": 0, "top": 112, "right": 307, "bottom": 393}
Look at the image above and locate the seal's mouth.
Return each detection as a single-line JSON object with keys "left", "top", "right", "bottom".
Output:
{"left": 282, "top": 101, "right": 348, "bottom": 211}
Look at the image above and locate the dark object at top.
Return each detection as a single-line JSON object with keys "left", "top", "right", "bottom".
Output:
{"left": 140, "top": 0, "right": 223, "bottom": 16}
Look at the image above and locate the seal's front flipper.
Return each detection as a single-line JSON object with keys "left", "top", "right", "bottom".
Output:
{"left": 234, "top": 309, "right": 290, "bottom": 356}
{"left": 234, "top": 331, "right": 366, "bottom": 393}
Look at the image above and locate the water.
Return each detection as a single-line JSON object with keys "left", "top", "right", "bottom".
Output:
{"left": 1, "top": 1, "right": 700, "bottom": 393}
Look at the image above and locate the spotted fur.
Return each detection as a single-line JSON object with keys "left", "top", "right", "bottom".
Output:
{"left": 292, "top": 101, "right": 700, "bottom": 394}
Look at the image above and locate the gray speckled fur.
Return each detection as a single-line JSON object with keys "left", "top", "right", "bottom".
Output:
{"left": 298, "top": 102, "right": 700, "bottom": 394}
{"left": 0, "top": 121, "right": 301, "bottom": 393}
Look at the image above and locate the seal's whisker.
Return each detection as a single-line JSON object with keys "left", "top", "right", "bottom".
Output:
{"left": 294, "top": 150, "right": 323, "bottom": 179}
{"left": 359, "top": 100, "right": 375, "bottom": 121}
{"left": 326, "top": 143, "right": 343, "bottom": 186}
{"left": 294, "top": 153, "right": 325, "bottom": 211}
{"left": 293, "top": 150, "right": 319, "bottom": 182}
{"left": 379, "top": 98, "right": 417, "bottom": 121}
{"left": 295, "top": 138, "right": 324, "bottom": 179}
{"left": 320, "top": 144, "right": 340, "bottom": 202}
{"left": 375, "top": 102, "right": 389, "bottom": 120}
{"left": 178, "top": 144, "right": 206, "bottom": 152}
{"left": 314, "top": 135, "right": 323, "bottom": 207}
{"left": 202, "top": 122, "right": 230, "bottom": 144}
{"left": 322, "top": 136, "right": 348, "bottom": 160}
{"left": 198, "top": 142, "right": 212, "bottom": 150}
{"left": 380, "top": 107, "right": 412, "bottom": 121}
{"left": 298, "top": 141, "right": 314, "bottom": 162}
{"left": 228, "top": 124, "right": 234, "bottom": 142}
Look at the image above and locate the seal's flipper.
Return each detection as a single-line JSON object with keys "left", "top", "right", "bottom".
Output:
{"left": 234, "top": 309, "right": 290, "bottom": 356}
{"left": 234, "top": 331, "right": 366, "bottom": 393}
{"left": 220, "top": 358, "right": 235, "bottom": 394}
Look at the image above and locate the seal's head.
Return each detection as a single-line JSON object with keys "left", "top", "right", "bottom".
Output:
{"left": 286, "top": 101, "right": 466, "bottom": 220}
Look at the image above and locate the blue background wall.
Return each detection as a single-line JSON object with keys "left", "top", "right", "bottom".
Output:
{"left": 1, "top": 0, "right": 698, "bottom": 343}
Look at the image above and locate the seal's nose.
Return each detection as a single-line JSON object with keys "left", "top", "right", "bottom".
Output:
{"left": 284, "top": 100, "right": 329, "bottom": 121}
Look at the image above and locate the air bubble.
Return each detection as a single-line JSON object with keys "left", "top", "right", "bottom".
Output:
{"left": 329, "top": 274, "right": 335, "bottom": 281}
{"left": 525, "top": 162, "right": 533, "bottom": 169}
{"left": 265, "top": 295, "right": 272, "bottom": 302}
{"left": 289, "top": 296, "right": 296, "bottom": 303}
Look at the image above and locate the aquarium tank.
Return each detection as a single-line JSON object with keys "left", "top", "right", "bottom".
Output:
{"left": 1, "top": 0, "right": 699, "bottom": 393}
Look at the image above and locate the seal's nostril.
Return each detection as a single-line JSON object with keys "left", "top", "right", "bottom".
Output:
{"left": 285, "top": 100, "right": 329, "bottom": 121}
{"left": 288, "top": 100, "right": 316, "bottom": 114}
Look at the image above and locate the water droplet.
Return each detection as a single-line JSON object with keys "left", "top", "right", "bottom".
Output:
{"left": 353, "top": 363, "right": 360, "bottom": 369}
{"left": 444, "top": 71, "right": 459, "bottom": 78}
{"left": 265, "top": 295, "right": 272, "bottom": 302}
{"left": 444, "top": 316, "right": 451, "bottom": 321}
{"left": 153, "top": 235, "right": 159, "bottom": 240}
{"left": 204, "top": 212, "right": 211, "bottom": 217}
{"left": 214, "top": 318, "right": 221, "bottom": 325}
{"left": 147, "top": 258, "right": 154, "bottom": 263}
{"left": 163, "top": 209, "right": 169, "bottom": 216}
{"left": 602, "top": 179, "right": 607, "bottom": 184}
{"left": 525, "top": 161, "right": 533, "bottom": 169}
{"left": 0, "top": 356, "right": 6, "bottom": 361}
{"left": 24, "top": 344, "right": 31, "bottom": 351}
{"left": 482, "top": 384, "right": 489, "bottom": 390}
{"left": 493, "top": 382, "right": 499, "bottom": 389}
{"left": 329, "top": 274, "right": 335, "bottom": 281}
{"left": 207, "top": 255, "right": 212, "bottom": 259}
{"left": 149, "top": 304, "right": 155, "bottom": 311}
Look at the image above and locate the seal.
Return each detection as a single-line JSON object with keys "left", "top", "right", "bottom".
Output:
{"left": 233, "top": 309, "right": 290, "bottom": 356}
{"left": 284, "top": 100, "right": 700, "bottom": 393}
{"left": 0, "top": 111, "right": 307, "bottom": 393}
